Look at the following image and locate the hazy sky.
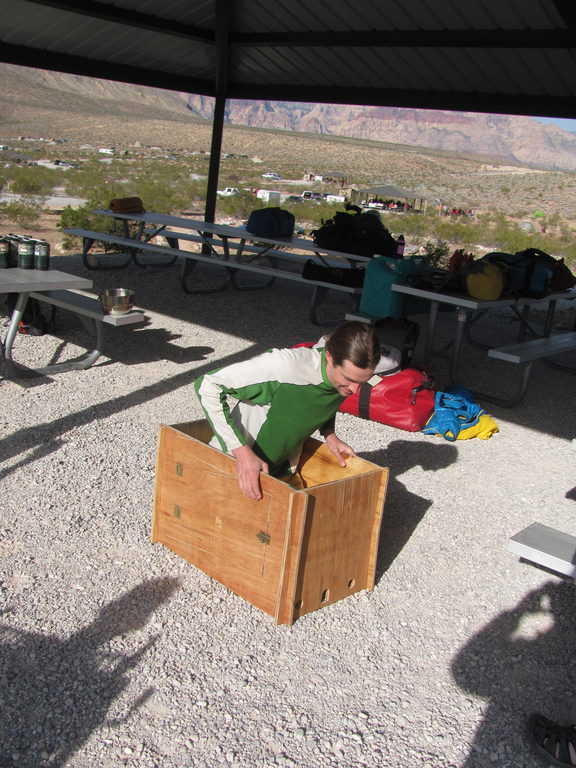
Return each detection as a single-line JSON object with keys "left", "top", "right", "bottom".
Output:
{"left": 534, "top": 116, "right": 576, "bottom": 133}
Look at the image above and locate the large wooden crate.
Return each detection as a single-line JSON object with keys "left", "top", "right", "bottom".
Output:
{"left": 152, "top": 420, "right": 388, "bottom": 625}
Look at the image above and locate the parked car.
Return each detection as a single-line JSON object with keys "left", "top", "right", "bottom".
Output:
{"left": 302, "top": 191, "right": 323, "bottom": 202}
{"left": 262, "top": 172, "right": 281, "bottom": 180}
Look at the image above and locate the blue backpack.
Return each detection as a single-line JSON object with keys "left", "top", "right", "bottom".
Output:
{"left": 483, "top": 250, "right": 555, "bottom": 298}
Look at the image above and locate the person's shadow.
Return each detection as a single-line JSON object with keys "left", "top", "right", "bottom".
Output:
{"left": 360, "top": 439, "right": 458, "bottom": 578}
{"left": 452, "top": 579, "right": 576, "bottom": 767}
{"left": 0, "top": 576, "right": 179, "bottom": 768}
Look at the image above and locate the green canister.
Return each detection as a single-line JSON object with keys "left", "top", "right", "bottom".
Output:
{"left": 34, "top": 239, "right": 51, "bottom": 270}
{"left": 0, "top": 237, "right": 9, "bottom": 268}
{"left": 7, "top": 235, "right": 20, "bottom": 267}
{"left": 17, "top": 238, "right": 34, "bottom": 269}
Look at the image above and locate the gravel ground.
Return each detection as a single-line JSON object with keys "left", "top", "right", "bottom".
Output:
{"left": 1, "top": 253, "right": 576, "bottom": 768}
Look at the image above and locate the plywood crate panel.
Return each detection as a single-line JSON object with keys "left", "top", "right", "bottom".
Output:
{"left": 152, "top": 420, "right": 388, "bottom": 625}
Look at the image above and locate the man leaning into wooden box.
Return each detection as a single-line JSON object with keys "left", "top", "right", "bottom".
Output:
{"left": 194, "top": 322, "right": 380, "bottom": 501}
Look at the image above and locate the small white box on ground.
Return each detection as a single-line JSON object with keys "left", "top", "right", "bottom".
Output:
{"left": 508, "top": 522, "right": 576, "bottom": 577}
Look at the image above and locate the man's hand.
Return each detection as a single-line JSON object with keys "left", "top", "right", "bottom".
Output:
{"left": 232, "top": 445, "right": 269, "bottom": 501}
{"left": 325, "top": 433, "right": 356, "bottom": 467}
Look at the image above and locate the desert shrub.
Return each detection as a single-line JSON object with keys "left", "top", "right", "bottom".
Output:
{"left": 395, "top": 211, "right": 436, "bottom": 238}
{"left": 0, "top": 198, "right": 43, "bottom": 228}
{"left": 487, "top": 220, "right": 533, "bottom": 252}
{"left": 57, "top": 180, "right": 134, "bottom": 251}
{"left": 279, "top": 201, "right": 341, "bottom": 231}
{"left": 8, "top": 165, "right": 62, "bottom": 197}
{"left": 63, "top": 156, "right": 205, "bottom": 214}
{"left": 422, "top": 239, "right": 450, "bottom": 268}
{"left": 217, "top": 191, "right": 263, "bottom": 220}
{"left": 58, "top": 201, "right": 132, "bottom": 251}
{"left": 431, "top": 217, "right": 483, "bottom": 246}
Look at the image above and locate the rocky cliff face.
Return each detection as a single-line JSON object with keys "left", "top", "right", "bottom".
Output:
{"left": 186, "top": 97, "right": 576, "bottom": 172}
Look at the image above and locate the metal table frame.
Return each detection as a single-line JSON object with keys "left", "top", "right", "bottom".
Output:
{"left": 391, "top": 283, "right": 576, "bottom": 405}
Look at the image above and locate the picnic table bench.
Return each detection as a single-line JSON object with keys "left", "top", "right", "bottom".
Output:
{"left": 485, "top": 331, "right": 576, "bottom": 406}
{"left": 64, "top": 210, "right": 374, "bottom": 325}
{"left": 24, "top": 289, "right": 146, "bottom": 375}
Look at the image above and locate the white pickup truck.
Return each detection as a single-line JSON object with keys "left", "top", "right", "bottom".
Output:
{"left": 217, "top": 187, "right": 240, "bottom": 196}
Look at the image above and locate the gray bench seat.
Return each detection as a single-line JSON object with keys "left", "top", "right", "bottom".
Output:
{"left": 63, "top": 227, "right": 363, "bottom": 325}
{"left": 487, "top": 332, "right": 576, "bottom": 363}
{"left": 480, "top": 331, "right": 576, "bottom": 406}
{"left": 64, "top": 228, "right": 179, "bottom": 270}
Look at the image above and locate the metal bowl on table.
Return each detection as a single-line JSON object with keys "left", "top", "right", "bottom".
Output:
{"left": 99, "top": 288, "right": 135, "bottom": 315}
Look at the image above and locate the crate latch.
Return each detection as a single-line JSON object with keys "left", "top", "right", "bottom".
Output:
{"left": 257, "top": 531, "right": 270, "bottom": 545}
{"left": 173, "top": 505, "right": 181, "bottom": 518}
{"left": 175, "top": 462, "right": 183, "bottom": 476}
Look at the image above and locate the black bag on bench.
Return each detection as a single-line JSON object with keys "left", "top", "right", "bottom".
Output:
{"left": 301, "top": 260, "right": 365, "bottom": 288}
{"left": 246, "top": 207, "right": 295, "bottom": 238}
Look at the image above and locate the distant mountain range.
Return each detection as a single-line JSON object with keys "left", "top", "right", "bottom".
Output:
{"left": 3, "top": 63, "right": 576, "bottom": 172}
{"left": 186, "top": 97, "right": 576, "bottom": 173}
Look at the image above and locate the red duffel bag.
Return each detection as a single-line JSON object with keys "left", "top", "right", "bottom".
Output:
{"left": 339, "top": 368, "right": 436, "bottom": 432}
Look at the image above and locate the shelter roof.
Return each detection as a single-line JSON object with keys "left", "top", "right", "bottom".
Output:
{"left": 2, "top": 1, "right": 576, "bottom": 120}
{"left": 357, "top": 185, "right": 426, "bottom": 200}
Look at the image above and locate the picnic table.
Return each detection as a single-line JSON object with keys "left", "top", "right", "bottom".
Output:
{"left": 1, "top": 268, "right": 92, "bottom": 376}
{"left": 65, "top": 209, "right": 375, "bottom": 325}
{"left": 1, "top": 267, "right": 146, "bottom": 377}
{"left": 391, "top": 282, "right": 576, "bottom": 406}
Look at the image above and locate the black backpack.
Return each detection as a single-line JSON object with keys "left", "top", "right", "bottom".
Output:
{"left": 311, "top": 209, "right": 398, "bottom": 257}
{"left": 246, "top": 207, "right": 295, "bottom": 238}
{"left": 483, "top": 250, "right": 555, "bottom": 298}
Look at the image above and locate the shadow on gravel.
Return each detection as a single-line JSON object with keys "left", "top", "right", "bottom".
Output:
{"left": 359, "top": 440, "right": 458, "bottom": 580}
{"left": 452, "top": 578, "right": 576, "bottom": 767}
{"left": 42, "top": 320, "right": 216, "bottom": 367}
{"left": 0, "top": 346, "right": 258, "bottom": 481}
{"left": 0, "top": 576, "right": 179, "bottom": 768}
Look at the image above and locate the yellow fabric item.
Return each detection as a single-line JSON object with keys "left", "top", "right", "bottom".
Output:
{"left": 466, "top": 263, "right": 504, "bottom": 300}
{"left": 456, "top": 413, "right": 499, "bottom": 440}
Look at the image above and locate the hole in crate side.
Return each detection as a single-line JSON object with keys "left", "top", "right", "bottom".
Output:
{"left": 320, "top": 588, "right": 330, "bottom": 603}
{"left": 347, "top": 578, "right": 356, "bottom": 589}
{"left": 294, "top": 599, "right": 303, "bottom": 610}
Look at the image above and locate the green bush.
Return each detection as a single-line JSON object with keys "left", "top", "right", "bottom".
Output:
{"left": 217, "top": 191, "right": 263, "bottom": 221}
{"left": 8, "top": 165, "right": 62, "bottom": 197}
{"left": 394, "top": 211, "right": 436, "bottom": 238}
{"left": 422, "top": 239, "right": 451, "bottom": 268}
{"left": 0, "top": 198, "right": 43, "bottom": 228}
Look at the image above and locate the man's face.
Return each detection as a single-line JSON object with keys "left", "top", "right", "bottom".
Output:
{"left": 325, "top": 351, "right": 375, "bottom": 397}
